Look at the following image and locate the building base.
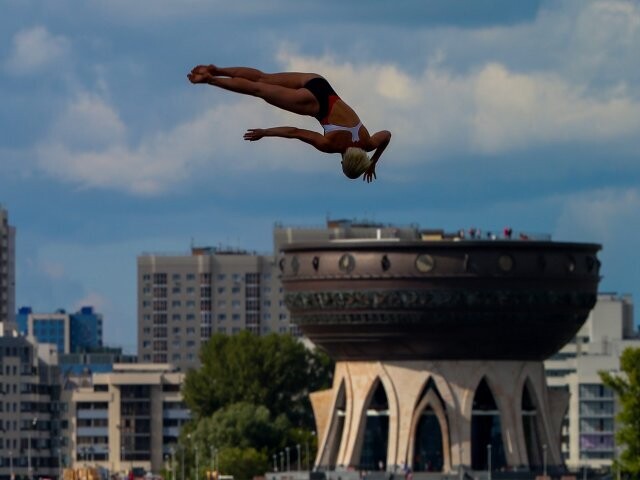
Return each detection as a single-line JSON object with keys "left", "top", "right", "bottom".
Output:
{"left": 310, "top": 360, "right": 568, "bottom": 473}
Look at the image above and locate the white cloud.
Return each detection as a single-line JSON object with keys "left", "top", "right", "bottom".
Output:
{"left": 4, "top": 26, "right": 70, "bottom": 74}
{"left": 73, "top": 292, "right": 107, "bottom": 312}
{"left": 40, "top": 259, "right": 65, "bottom": 280}
{"left": 554, "top": 187, "right": 640, "bottom": 243}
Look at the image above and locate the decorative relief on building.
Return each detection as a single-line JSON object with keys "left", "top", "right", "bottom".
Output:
{"left": 284, "top": 289, "right": 597, "bottom": 313}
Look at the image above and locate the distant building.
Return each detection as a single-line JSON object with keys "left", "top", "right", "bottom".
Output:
{"left": 17, "top": 306, "right": 104, "bottom": 354}
{"left": 0, "top": 325, "right": 61, "bottom": 480}
{"left": 545, "top": 293, "right": 639, "bottom": 470}
{"left": 0, "top": 207, "right": 16, "bottom": 330}
{"left": 60, "top": 363, "right": 190, "bottom": 475}
{"left": 59, "top": 347, "right": 137, "bottom": 376}
{"left": 137, "top": 247, "right": 290, "bottom": 371}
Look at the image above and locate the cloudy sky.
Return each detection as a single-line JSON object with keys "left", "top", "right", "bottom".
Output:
{"left": 2, "top": 0, "right": 639, "bottom": 351}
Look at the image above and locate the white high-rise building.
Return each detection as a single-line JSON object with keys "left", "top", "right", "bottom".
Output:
{"left": 0, "top": 206, "right": 16, "bottom": 331}
{"left": 544, "top": 293, "right": 638, "bottom": 470}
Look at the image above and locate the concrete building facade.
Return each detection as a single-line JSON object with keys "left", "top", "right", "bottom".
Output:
{"left": 137, "top": 247, "right": 293, "bottom": 371}
{"left": 61, "top": 363, "right": 190, "bottom": 476}
{"left": 0, "top": 327, "right": 61, "bottom": 480}
{"left": 545, "top": 293, "right": 638, "bottom": 470}
{"left": 0, "top": 207, "right": 16, "bottom": 331}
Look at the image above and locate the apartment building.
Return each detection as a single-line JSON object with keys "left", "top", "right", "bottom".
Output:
{"left": 544, "top": 293, "right": 638, "bottom": 470}
{"left": 61, "top": 363, "right": 189, "bottom": 476}
{"left": 137, "top": 247, "right": 292, "bottom": 371}
{"left": 0, "top": 207, "right": 16, "bottom": 330}
{"left": 0, "top": 327, "right": 61, "bottom": 480}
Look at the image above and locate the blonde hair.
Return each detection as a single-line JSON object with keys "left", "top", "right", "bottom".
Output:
{"left": 341, "top": 147, "right": 371, "bottom": 179}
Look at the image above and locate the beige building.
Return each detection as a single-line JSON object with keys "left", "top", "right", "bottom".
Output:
{"left": 0, "top": 207, "right": 16, "bottom": 330}
{"left": 544, "top": 293, "right": 638, "bottom": 470}
{"left": 137, "top": 247, "right": 294, "bottom": 371}
{"left": 61, "top": 363, "right": 190, "bottom": 475}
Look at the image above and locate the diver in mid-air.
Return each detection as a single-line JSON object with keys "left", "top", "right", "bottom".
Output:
{"left": 188, "top": 64, "right": 391, "bottom": 182}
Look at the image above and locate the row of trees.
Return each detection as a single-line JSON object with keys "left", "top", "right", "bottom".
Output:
{"left": 171, "top": 332, "right": 333, "bottom": 480}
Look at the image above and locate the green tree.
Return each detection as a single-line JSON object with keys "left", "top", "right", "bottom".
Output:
{"left": 600, "top": 347, "right": 640, "bottom": 478}
{"left": 183, "top": 331, "right": 333, "bottom": 427}
{"left": 216, "top": 447, "right": 269, "bottom": 480}
{"left": 197, "top": 402, "right": 290, "bottom": 452}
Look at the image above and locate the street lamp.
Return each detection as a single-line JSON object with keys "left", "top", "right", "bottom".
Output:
{"left": 121, "top": 446, "right": 126, "bottom": 475}
{"left": 279, "top": 452, "right": 284, "bottom": 473}
{"left": 273, "top": 454, "right": 277, "bottom": 472}
{"left": 542, "top": 444, "right": 547, "bottom": 478}
{"left": 182, "top": 443, "right": 186, "bottom": 480}
{"left": 9, "top": 450, "right": 13, "bottom": 480}
{"left": 171, "top": 447, "right": 176, "bottom": 480}
{"left": 285, "top": 447, "right": 290, "bottom": 472}
{"left": 195, "top": 445, "right": 199, "bottom": 480}
{"left": 210, "top": 445, "right": 214, "bottom": 477}
{"left": 29, "top": 417, "right": 38, "bottom": 480}
{"left": 296, "top": 444, "right": 301, "bottom": 472}
{"left": 487, "top": 444, "right": 492, "bottom": 480}
{"left": 58, "top": 448, "right": 63, "bottom": 480}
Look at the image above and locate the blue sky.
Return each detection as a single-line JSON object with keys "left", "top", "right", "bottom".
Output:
{"left": 2, "top": 0, "right": 639, "bottom": 352}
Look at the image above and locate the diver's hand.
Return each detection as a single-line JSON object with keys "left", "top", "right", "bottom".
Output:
{"left": 363, "top": 163, "right": 377, "bottom": 183}
{"left": 243, "top": 129, "right": 266, "bottom": 141}
{"left": 187, "top": 65, "right": 215, "bottom": 84}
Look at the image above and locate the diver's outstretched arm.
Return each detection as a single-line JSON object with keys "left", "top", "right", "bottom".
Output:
{"left": 363, "top": 130, "right": 392, "bottom": 183}
{"left": 244, "top": 127, "right": 337, "bottom": 153}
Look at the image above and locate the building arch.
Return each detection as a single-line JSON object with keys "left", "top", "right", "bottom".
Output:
{"left": 521, "top": 377, "right": 545, "bottom": 469}
{"left": 471, "top": 377, "right": 507, "bottom": 471}
{"left": 408, "top": 377, "right": 451, "bottom": 472}
{"left": 317, "top": 380, "right": 347, "bottom": 469}
{"left": 355, "top": 377, "right": 390, "bottom": 470}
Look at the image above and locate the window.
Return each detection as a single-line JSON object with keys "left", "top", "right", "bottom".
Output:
{"left": 172, "top": 287, "right": 181, "bottom": 294}
{"left": 186, "top": 340, "right": 196, "bottom": 347}
{"left": 186, "top": 327, "right": 196, "bottom": 335}
{"left": 232, "top": 314, "right": 241, "bottom": 321}
{"left": 186, "top": 273, "right": 196, "bottom": 281}
{"left": 186, "top": 300, "right": 196, "bottom": 308}
{"left": 218, "top": 314, "right": 227, "bottom": 321}
{"left": 172, "top": 273, "right": 181, "bottom": 281}
{"left": 172, "top": 327, "right": 181, "bottom": 334}
{"left": 231, "top": 287, "right": 240, "bottom": 294}
{"left": 217, "top": 287, "right": 226, "bottom": 294}
{"left": 142, "top": 341, "right": 150, "bottom": 348}
{"left": 143, "top": 274, "right": 151, "bottom": 281}
{"left": 186, "top": 314, "right": 196, "bottom": 321}
{"left": 186, "top": 287, "right": 195, "bottom": 295}
{"left": 232, "top": 300, "right": 241, "bottom": 309}
{"left": 216, "top": 274, "right": 226, "bottom": 281}
{"left": 172, "top": 314, "right": 181, "bottom": 321}
{"left": 217, "top": 300, "right": 226, "bottom": 307}
{"left": 153, "top": 273, "right": 167, "bottom": 284}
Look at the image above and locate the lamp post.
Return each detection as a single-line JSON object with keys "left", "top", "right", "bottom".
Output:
{"left": 542, "top": 444, "right": 547, "bottom": 478}
{"left": 296, "top": 444, "right": 301, "bottom": 472}
{"left": 279, "top": 452, "right": 284, "bottom": 473}
{"left": 171, "top": 447, "right": 176, "bottom": 480}
{"left": 58, "top": 447, "right": 63, "bottom": 480}
{"left": 121, "top": 446, "right": 125, "bottom": 476}
{"left": 285, "top": 447, "right": 290, "bottom": 472}
{"left": 195, "top": 445, "right": 199, "bottom": 480}
{"left": 9, "top": 450, "right": 14, "bottom": 480}
{"left": 273, "top": 454, "right": 277, "bottom": 472}
{"left": 487, "top": 444, "right": 492, "bottom": 480}
{"left": 210, "top": 445, "right": 214, "bottom": 476}
{"left": 29, "top": 417, "right": 38, "bottom": 480}
{"left": 181, "top": 445, "right": 186, "bottom": 480}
